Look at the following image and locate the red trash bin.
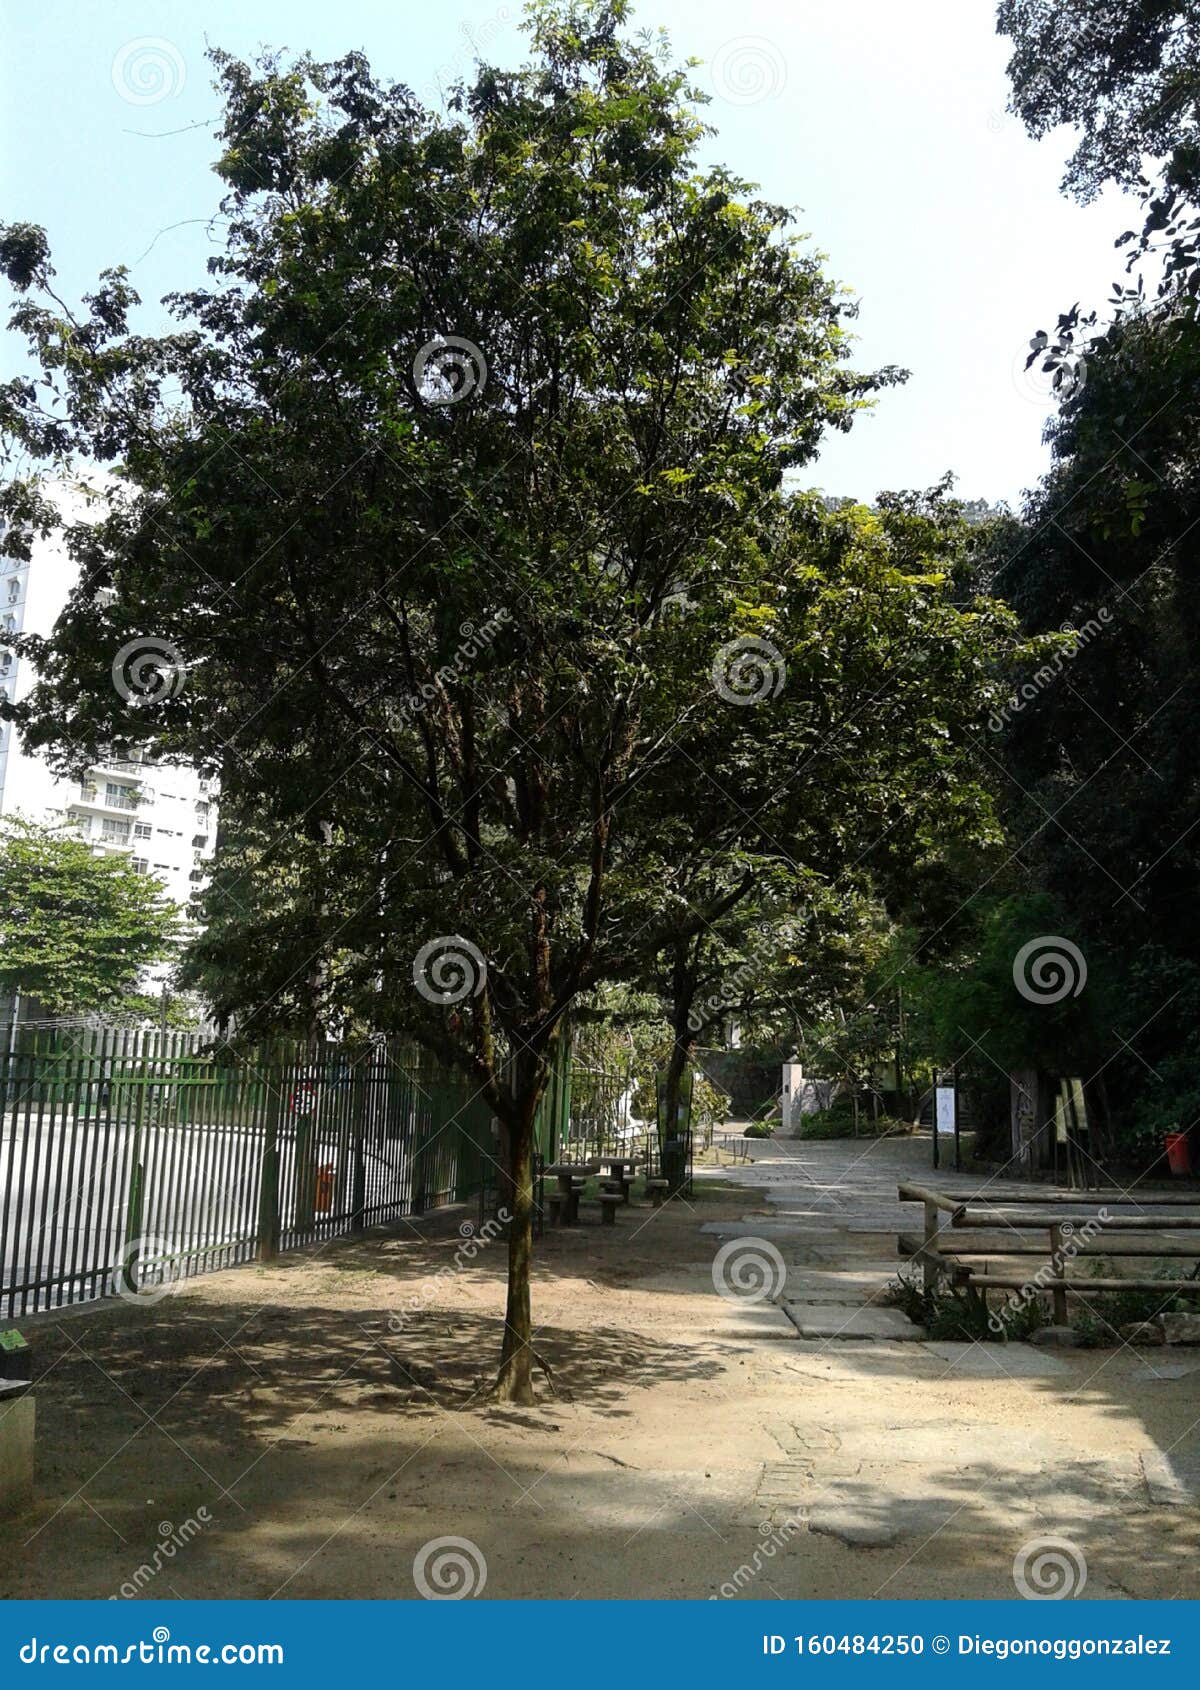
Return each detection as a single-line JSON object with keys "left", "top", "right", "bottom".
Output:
{"left": 1164, "top": 1132, "right": 1191, "bottom": 1176}
{"left": 314, "top": 1163, "right": 335, "bottom": 1213}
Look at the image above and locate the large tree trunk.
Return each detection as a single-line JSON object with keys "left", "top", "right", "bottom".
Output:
{"left": 495, "top": 1084, "right": 539, "bottom": 1404}
{"left": 660, "top": 1018, "right": 693, "bottom": 1196}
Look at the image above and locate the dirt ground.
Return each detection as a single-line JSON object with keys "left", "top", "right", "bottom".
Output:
{"left": 1, "top": 1145, "right": 1198, "bottom": 1601}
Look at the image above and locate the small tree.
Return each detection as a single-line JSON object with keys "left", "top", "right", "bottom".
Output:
{"left": 0, "top": 815, "right": 179, "bottom": 1018}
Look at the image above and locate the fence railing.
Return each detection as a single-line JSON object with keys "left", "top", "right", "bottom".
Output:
{"left": 0, "top": 1028, "right": 498, "bottom": 1318}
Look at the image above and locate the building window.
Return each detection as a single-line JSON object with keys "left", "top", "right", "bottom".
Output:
{"left": 134, "top": 822, "right": 151, "bottom": 839}
{"left": 131, "top": 857, "right": 149, "bottom": 874}
{"left": 105, "top": 782, "right": 136, "bottom": 810}
{"left": 101, "top": 818, "right": 131, "bottom": 842}
{"left": 6, "top": 580, "right": 18, "bottom": 603}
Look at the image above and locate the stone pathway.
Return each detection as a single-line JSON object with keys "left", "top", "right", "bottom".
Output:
{"left": 697, "top": 1132, "right": 1200, "bottom": 1565}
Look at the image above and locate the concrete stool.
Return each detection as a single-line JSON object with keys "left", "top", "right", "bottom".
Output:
{"left": 0, "top": 1381, "right": 34, "bottom": 1518}
{"left": 646, "top": 1179, "right": 669, "bottom": 1209}
{"left": 599, "top": 1193, "right": 622, "bottom": 1226}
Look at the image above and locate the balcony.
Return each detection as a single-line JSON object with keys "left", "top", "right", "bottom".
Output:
{"left": 74, "top": 783, "right": 142, "bottom": 814}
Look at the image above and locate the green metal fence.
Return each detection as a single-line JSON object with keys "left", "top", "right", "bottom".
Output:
{"left": 0, "top": 1028, "right": 502, "bottom": 1317}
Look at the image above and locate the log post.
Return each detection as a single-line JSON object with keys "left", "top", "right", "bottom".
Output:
{"left": 1049, "top": 1222, "right": 1068, "bottom": 1325}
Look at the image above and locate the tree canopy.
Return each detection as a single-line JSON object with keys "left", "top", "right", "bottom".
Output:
{"left": 0, "top": 815, "right": 179, "bottom": 1017}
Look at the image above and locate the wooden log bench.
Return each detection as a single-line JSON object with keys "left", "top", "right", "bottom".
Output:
{"left": 899, "top": 1182, "right": 1200, "bottom": 1324}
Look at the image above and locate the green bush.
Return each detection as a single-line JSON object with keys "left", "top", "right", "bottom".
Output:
{"left": 743, "top": 1120, "right": 775, "bottom": 1139}
{"left": 799, "top": 1103, "right": 909, "bottom": 1140}
{"left": 882, "top": 1273, "right": 1047, "bottom": 1341}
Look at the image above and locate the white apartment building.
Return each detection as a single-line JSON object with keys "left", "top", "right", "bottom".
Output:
{"left": 0, "top": 491, "right": 216, "bottom": 999}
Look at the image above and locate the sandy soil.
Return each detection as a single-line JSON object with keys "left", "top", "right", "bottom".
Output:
{"left": 1, "top": 1150, "right": 1197, "bottom": 1602}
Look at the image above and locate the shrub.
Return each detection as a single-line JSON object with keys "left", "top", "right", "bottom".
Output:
{"left": 743, "top": 1120, "right": 775, "bottom": 1139}
{"left": 882, "top": 1272, "right": 1048, "bottom": 1341}
{"left": 799, "top": 1103, "right": 909, "bottom": 1140}
{"left": 1072, "top": 1269, "right": 1200, "bottom": 1346}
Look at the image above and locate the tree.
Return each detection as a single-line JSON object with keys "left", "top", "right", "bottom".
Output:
{"left": 619, "top": 487, "right": 1023, "bottom": 1154}
{"left": 983, "top": 304, "right": 1200, "bottom": 1162}
{"left": 0, "top": 815, "right": 179, "bottom": 1017}
{"left": 993, "top": 2, "right": 1200, "bottom": 1167}
{"left": 998, "top": 2, "right": 1200, "bottom": 308}
{"left": 0, "top": 5, "right": 1018, "bottom": 1399}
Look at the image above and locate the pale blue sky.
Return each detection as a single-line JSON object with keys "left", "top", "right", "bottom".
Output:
{"left": 1, "top": 0, "right": 1136, "bottom": 505}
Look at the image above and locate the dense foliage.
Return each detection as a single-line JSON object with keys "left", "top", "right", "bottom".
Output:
{"left": 0, "top": 815, "right": 178, "bottom": 1016}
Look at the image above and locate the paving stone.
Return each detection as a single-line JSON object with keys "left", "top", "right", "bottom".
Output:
{"left": 920, "top": 1341, "right": 1071, "bottom": 1377}
{"left": 1132, "top": 1360, "right": 1200, "bottom": 1381}
{"left": 779, "top": 1288, "right": 877, "bottom": 1306}
{"left": 699, "top": 1220, "right": 832, "bottom": 1241}
{"left": 709, "top": 1301, "right": 798, "bottom": 1340}
{"left": 784, "top": 1266, "right": 902, "bottom": 1290}
{"left": 1141, "top": 1450, "right": 1200, "bottom": 1506}
{"left": 807, "top": 1505, "right": 911, "bottom": 1548}
{"left": 859, "top": 1419, "right": 1079, "bottom": 1467}
{"left": 781, "top": 1303, "right": 924, "bottom": 1341}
